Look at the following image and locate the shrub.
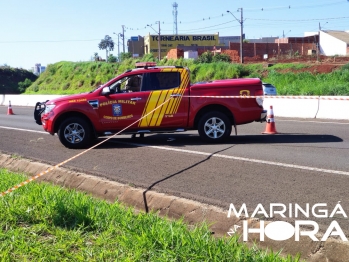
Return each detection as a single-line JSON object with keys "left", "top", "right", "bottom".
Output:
{"left": 212, "top": 53, "right": 231, "bottom": 63}
{"left": 18, "top": 78, "right": 32, "bottom": 93}
{"left": 196, "top": 51, "right": 213, "bottom": 63}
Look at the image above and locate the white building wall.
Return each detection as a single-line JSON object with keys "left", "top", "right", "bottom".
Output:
{"left": 184, "top": 50, "right": 198, "bottom": 59}
{"left": 320, "top": 31, "right": 347, "bottom": 56}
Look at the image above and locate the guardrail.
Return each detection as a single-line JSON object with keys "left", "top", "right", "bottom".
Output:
{"left": 1, "top": 94, "right": 348, "bottom": 120}
{"left": 263, "top": 96, "right": 349, "bottom": 120}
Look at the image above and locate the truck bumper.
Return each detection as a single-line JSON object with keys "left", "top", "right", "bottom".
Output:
{"left": 34, "top": 101, "right": 46, "bottom": 125}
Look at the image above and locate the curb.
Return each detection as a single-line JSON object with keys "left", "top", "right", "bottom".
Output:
{"left": 1, "top": 153, "right": 349, "bottom": 261}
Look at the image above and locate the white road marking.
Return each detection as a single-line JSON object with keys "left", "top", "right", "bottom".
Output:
{"left": 2, "top": 125, "right": 348, "bottom": 176}
{"left": 112, "top": 141, "right": 349, "bottom": 176}
{"left": 278, "top": 119, "right": 349, "bottom": 125}
{"left": 0, "top": 126, "right": 48, "bottom": 134}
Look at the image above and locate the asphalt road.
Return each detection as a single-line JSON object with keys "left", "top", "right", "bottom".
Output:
{"left": 1, "top": 105, "right": 349, "bottom": 235}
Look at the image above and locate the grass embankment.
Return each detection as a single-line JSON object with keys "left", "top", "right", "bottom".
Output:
{"left": 24, "top": 57, "right": 349, "bottom": 96}
{"left": 0, "top": 169, "right": 300, "bottom": 261}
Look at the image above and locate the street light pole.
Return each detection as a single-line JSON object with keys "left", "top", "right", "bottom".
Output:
{"left": 227, "top": 9, "right": 244, "bottom": 63}
{"left": 147, "top": 22, "right": 161, "bottom": 60}
{"left": 319, "top": 22, "right": 328, "bottom": 30}
{"left": 113, "top": 32, "right": 121, "bottom": 61}
{"left": 157, "top": 21, "right": 161, "bottom": 60}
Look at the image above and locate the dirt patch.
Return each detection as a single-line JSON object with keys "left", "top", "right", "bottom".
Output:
{"left": 245, "top": 55, "right": 349, "bottom": 75}
{"left": 278, "top": 63, "right": 343, "bottom": 74}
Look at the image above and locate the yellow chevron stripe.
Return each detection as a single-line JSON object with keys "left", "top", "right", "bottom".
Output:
{"left": 139, "top": 93, "right": 152, "bottom": 127}
{"left": 139, "top": 92, "right": 161, "bottom": 127}
{"left": 173, "top": 75, "right": 188, "bottom": 113}
{"left": 155, "top": 90, "right": 174, "bottom": 126}
{"left": 165, "top": 87, "right": 178, "bottom": 114}
{"left": 171, "top": 69, "right": 188, "bottom": 113}
{"left": 150, "top": 90, "right": 167, "bottom": 126}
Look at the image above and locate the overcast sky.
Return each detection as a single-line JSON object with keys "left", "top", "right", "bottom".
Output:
{"left": 1, "top": 0, "right": 348, "bottom": 70}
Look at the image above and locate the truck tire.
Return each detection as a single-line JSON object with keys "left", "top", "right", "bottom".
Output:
{"left": 198, "top": 111, "right": 231, "bottom": 142}
{"left": 58, "top": 117, "right": 92, "bottom": 149}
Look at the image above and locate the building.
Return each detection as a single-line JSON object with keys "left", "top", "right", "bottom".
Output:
{"left": 219, "top": 35, "right": 243, "bottom": 46}
{"left": 319, "top": 30, "right": 349, "bottom": 56}
{"left": 128, "top": 33, "right": 224, "bottom": 59}
{"left": 127, "top": 36, "right": 145, "bottom": 58}
{"left": 275, "top": 35, "right": 318, "bottom": 44}
{"left": 247, "top": 37, "right": 278, "bottom": 44}
{"left": 32, "top": 63, "right": 46, "bottom": 76}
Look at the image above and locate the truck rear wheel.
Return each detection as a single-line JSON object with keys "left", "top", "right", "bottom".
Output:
{"left": 58, "top": 117, "right": 92, "bottom": 149}
{"left": 198, "top": 111, "right": 231, "bottom": 142}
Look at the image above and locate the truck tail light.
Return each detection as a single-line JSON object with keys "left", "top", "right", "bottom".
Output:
{"left": 255, "top": 89, "right": 264, "bottom": 107}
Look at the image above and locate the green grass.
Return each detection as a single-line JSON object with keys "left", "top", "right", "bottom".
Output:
{"left": 264, "top": 69, "right": 349, "bottom": 95}
{"left": 22, "top": 59, "right": 349, "bottom": 95}
{"left": 0, "top": 169, "right": 301, "bottom": 261}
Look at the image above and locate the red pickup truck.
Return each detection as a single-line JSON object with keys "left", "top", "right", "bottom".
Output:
{"left": 34, "top": 63, "right": 266, "bottom": 149}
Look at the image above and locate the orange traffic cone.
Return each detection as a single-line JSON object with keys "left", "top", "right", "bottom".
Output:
{"left": 262, "top": 105, "right": 278, "bottom": 134}
{"left": 7, "top": 100, "right": 14, "bottom": 115}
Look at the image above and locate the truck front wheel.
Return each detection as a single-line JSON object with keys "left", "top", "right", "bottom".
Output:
{"left": 198, "top": 111, "right": 231, "bottom": 142}
{"left": 58, "top": 117, "right": 92, "bottom": 149}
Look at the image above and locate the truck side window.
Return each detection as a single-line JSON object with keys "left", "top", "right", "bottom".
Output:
{"left": 142, "top": 72, "right": 181, "bottom": 92}
{"left": 125, "top": 75, "right": 142, "bottom": 92}
{"left": 109, "top": 75, "right": 143, "bottom": 93}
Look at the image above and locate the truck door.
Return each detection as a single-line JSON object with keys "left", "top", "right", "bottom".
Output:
{"left": 97, "top": 75, "right": 148, "bottom": 131}
{"left": 138, "top": 69, "right": 189, "bottom": 129}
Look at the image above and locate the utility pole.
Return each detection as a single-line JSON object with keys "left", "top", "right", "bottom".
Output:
{"left": 239, "top": 8, "right": 243, "bottom": 64}
{"left": 121, "top": 25, "right": 125, "bottom": 53}
{"left": 283, "top": 30, "right": 291, "bottom": 38}
{"left": 227, "top": 9, "right": 243, "bottom": 63}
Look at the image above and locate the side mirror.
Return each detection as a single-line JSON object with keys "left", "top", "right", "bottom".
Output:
{"left": 101, "top": 86, "right": 111, "bottom": 96}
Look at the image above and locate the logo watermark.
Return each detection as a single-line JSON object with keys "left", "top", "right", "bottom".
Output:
{"left": 227, "top": 203, "right": 348, "bottom": 242}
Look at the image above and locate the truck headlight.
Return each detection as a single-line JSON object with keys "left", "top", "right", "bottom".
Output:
{"left": 44, "top": 104, "right": 56, "bottom": 114}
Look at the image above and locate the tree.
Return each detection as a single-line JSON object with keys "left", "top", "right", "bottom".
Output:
{"left": 93, "top": 52, "right": 99, "bottom": 61}
{"left": 98, "top": 35, "right": 114, "bottom": 61}
{"left": 108, "top": 54, "right": 117, "bottom": 63}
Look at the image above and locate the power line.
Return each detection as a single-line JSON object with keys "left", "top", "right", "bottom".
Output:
{"left": 0, "top": 39, "right": 101, "bottom": 44}
{"left": 230, "top": 0, "right": 346, "bottom": 12}
{"left": 162, "top": 20, "right": 238, "bottom": 32}
{"left": 124, "top": 0, "right": 346, "bottom": 31}
{"left": 248, "top": 16, "right": 349, "bottom": 22}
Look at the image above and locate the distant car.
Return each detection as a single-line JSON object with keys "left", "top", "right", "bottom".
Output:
{"left": 262, "top": 83, "right": 277, "bottom": 96}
